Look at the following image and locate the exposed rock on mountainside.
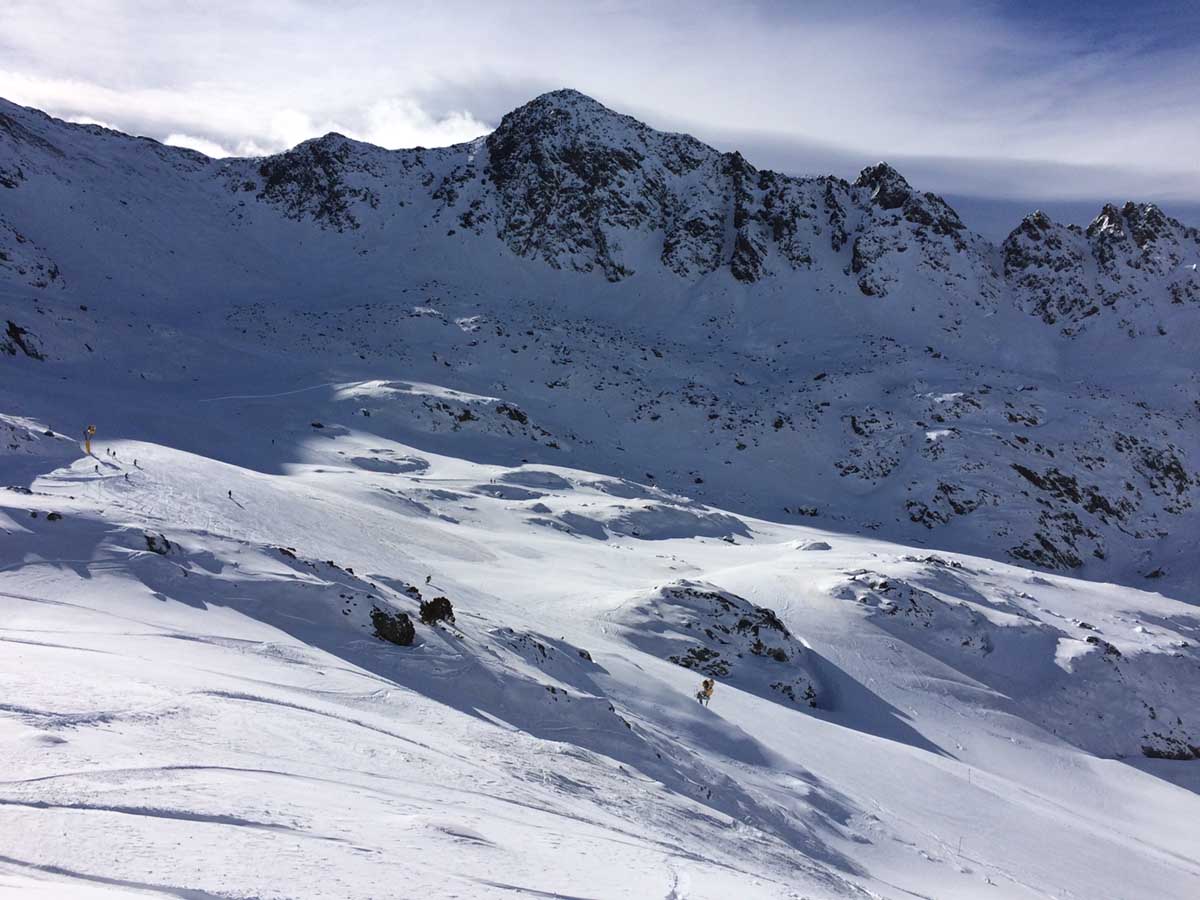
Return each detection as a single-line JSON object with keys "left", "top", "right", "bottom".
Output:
{"left": 1004, "top": 202, "right": 1200, "bottom": 330}
{"left": 618, "top": 581, "right": 823, "bottom": 708}
{"left": 1, "top": 319, "right": 44, "bottom": 359}
{"left": 253, "top": 134, "right": 382, "bottom": 232}
{"left": 0, "top": 216, "right": 61, "bottom": 290}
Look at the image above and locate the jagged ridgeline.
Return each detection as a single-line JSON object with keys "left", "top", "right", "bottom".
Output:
{"left": 2, "top": 87, "right": 1197, "bottom": 316}
{"left": 0, "top": 88, "right": 1197, "bottom": 584}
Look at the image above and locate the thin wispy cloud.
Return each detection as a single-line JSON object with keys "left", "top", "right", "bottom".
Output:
{"left": 0, "top": 0, "right": 1196, "bottom": 210}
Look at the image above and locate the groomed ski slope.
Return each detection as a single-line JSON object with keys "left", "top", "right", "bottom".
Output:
{"left": 1, "top": 395, "right": 1197, "bottom": 900}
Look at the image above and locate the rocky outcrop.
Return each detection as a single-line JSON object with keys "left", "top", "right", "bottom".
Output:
{"left": 252, "top": 134, "right": 382, "bottom": 232}
{"left": 1003, "top": 203, "right": 1200, "bottom": 329}
{"left": 0, "top": 216, "right": 62, "bottom": 290}
{"left": 617, "top": 581, "right": 823, "bottom": 709}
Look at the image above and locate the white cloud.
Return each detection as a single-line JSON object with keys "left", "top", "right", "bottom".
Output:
{"left": 164, "top": 133, "right": 234, "bottom": 158}
{"left": 65, "top": 114, "right": 117, "bottom": 129}
{"left": 359, "top": 98, "right": 489, "bottom": 149}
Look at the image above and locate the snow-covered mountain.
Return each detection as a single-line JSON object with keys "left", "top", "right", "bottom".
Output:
{"left": 2, "top": 89, "right": 1197, "bottom": 587}
{"left": 1, "top": 89, "right": 1198, "bottom": 898}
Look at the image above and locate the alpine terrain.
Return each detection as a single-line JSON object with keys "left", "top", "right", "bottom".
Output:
{"left": 1, "top": 89, "right": 1198, "bottom": 899}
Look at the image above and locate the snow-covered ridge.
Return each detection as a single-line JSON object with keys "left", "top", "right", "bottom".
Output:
{"left": 1004, "top": 202, "right": 1200, "bottom": 329}
{"left": 2, "top": 88, "right": 1196, "bottom": 316}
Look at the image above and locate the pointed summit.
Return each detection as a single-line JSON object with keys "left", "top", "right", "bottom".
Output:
{"left": 854, "top": 162, "right": 912, "bottom": 210}
{"left": 515, "top": 88, "right": 613, "bottom": 114}
{"left": 1009, "top": 210, "right": 1056, "bottom": 242}
{"left": 488, "top": 89, "right": 640, "bottom": 153}
{"left": 1087, "top": 203, "right": 1125, "bottom": 238}
{"left": 1119, "top": 201, "right": 1171, "bottom": 247}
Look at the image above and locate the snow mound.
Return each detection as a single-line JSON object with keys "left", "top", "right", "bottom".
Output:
{"left": 498, "top": 468, "right": 573, "bottom": 490}
{"left": 0, "top": 414, "right": 78, "bottom": 482}
{"left": 536, "top": 500, "right": 751, "bottom": 541}
{"left": 348, "top": 453, "right": 429, "bottom": 474}
{"left": 334, "top": 380, "right": 561, "bottom": 449}
{"left": 606, "top": 503, "right": 751, "bottom": 541}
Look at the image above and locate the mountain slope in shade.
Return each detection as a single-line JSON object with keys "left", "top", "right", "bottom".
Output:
{"left": 0, "top": 88, "right": 1197, "bottom": 584}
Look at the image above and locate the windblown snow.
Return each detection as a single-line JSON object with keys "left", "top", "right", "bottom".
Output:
{"left": 1, "top": 89, "right": 1198, "bottom": 899}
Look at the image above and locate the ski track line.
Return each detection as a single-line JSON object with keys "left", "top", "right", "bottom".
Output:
{"left": 0, "top": 853, "right": 229, "bottom": 900}
{"left": 197, "top": 381, "right": 342, "bottom": 403}
{"left": 0, "top": 797, "right": 345, "bottom": 840}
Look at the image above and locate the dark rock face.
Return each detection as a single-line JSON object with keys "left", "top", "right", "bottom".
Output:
{"left": 419, "top": 596, "right": 455, "bottom": 626}
{"left": 854, "top": 162, "right": 912, "bottom": 210}
{"left": 1004, "top": 203, "right": 1200, "bottom": 327}
{"left": 255, "top": 134, "right": 381, "bottom": 232}
{"left": 371, "top": 606, "right": 415, "bottom": 646}
{"left": 621, "top": 582, "right": 823, "bottom": 709}
{"left": 2, "top": 320, "right": 44, "bottom": 360}
{"left": 484, "top": 89, "right": 721, "bottom": 281}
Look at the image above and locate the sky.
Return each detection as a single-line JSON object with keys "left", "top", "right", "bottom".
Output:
{"left": 1, "top": 0, "right": 1198, "bottom": 235}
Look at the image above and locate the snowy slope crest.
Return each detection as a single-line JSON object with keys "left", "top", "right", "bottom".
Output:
{"left": 836, "top": 559, "right": 1200, "bottom": 759}
{"left": 1, "top": 414, "right": 76, "bottom": 469}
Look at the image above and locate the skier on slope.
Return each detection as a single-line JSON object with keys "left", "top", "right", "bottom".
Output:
{"left": 696, "top": 678, "right": 715, "bottom": 707}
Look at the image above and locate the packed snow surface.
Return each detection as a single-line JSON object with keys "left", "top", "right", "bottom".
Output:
{"left": 2, "top": 407, "right": 1197, "bottom": 898}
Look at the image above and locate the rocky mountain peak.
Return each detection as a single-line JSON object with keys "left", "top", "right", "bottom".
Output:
{"left": 1015, "top": 210, "right": 1055, "bottom": 236}
{"left": 1083, "top": 200, "right": 1196, "bottom": 257}
{"left": 485, "top": 88, "right": 713, "bottom": 185}
{"left": 508, "top": 88, "right": 614, "bottom": 118}
{"left": 1086, "top": 203, "right": 1126, "bottom": 239}
{"left": 490, "top": 90, "right": 648, "bottom": 158}
{"left": 1006, "top": 196, "right": 1200, "bottom": 327}
{"left": 854, "top": 162, "right": 912, "bottom": 210}
{"left": 477, "top": 89, "right": 733, "bottom": 281}
{"left": 1119, "top": 201, "right": 1172, "bottom": 248}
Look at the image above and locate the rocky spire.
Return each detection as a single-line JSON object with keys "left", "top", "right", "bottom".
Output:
{"left": 854, "top": 162, "right": 913, "bottom": 210}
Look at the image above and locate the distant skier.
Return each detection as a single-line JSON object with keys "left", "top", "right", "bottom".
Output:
{"left": 425, "top": 574, "right": 432, "bottom": 584}
{"left": 696, "top": 678, "right": 715, "bottom": 707}
{"left": 227, "top": 490, "right": 233, "bottom": 500}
